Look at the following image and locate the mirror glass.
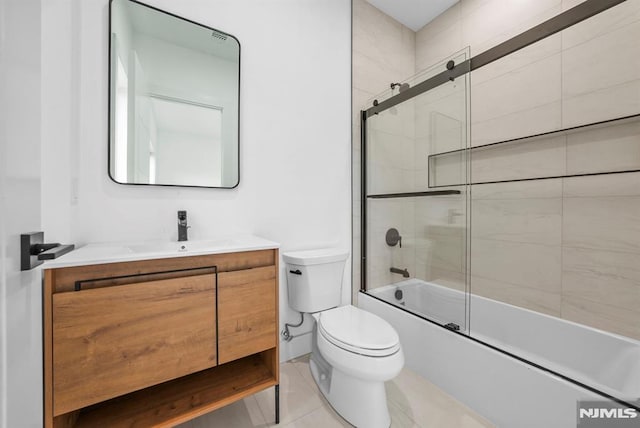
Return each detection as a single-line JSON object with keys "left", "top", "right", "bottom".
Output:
{"left": 109, "top": 0, "right": 240, "bottom": 188}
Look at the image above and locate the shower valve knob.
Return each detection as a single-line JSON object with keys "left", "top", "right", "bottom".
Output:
{"left": 386, "top": 228, "right": 402, "bottom": 248}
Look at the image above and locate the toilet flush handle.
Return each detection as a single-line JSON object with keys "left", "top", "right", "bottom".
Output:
{"left": 289, "top": 269, "right": 302, "bottom": 275}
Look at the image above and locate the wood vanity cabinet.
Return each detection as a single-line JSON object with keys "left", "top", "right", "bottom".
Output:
{"left": 43, "top": 249, "right": 279, "bottom": 428}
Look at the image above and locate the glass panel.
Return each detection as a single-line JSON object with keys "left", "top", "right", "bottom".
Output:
{"left": 364, "top": 50, "right": 470, "bottom": 331}
{"left": 466, "top": 7, "right": 640, "bottom": 404}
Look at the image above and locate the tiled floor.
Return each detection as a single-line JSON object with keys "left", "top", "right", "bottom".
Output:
{"left": 178, "top": 355, "right": 493, "bottom": 427}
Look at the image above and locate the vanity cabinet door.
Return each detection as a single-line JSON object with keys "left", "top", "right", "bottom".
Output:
{"left": 218, "top": 266, "right": 277, "bottom": 364}
{"left": 52, "top": 274, "right": 217, "bottom": 416}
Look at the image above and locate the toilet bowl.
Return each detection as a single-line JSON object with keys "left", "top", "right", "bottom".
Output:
{"left": 309, "top": 305, "right": 404, "bottom": 428}
{"left": 283, "top": 248, "right": 404, "bottom": 428}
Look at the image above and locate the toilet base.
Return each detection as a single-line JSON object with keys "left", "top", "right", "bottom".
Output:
{"left": 309, "top": 349, "right": 391, "bottom": 428}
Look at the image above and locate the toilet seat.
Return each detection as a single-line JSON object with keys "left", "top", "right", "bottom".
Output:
{"left": 318, "top": 305, "right": 400, "bottom": 357}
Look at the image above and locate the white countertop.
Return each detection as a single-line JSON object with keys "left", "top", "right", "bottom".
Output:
{"left": 44, "top": 235, "right": 280, "bottom": 269}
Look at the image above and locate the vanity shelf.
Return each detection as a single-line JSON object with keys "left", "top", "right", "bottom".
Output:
{"left": 428, "top": 113, "right": 640, "bottom": 187}
{"left": 65, "top": 354, "right": 276, "bottom": 428}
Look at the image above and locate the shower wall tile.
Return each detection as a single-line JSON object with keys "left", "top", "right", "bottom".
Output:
{"left": 415, "top": 91, "right": 467, "bottom": 141}
{"left": 566, "top": 120, "right": 640, "bottom": 175}
{"left": 471, "top": 239, "right": 562, "bottom": 293}
{"left": 562, "top": 0, "right": 640, "bottom": 49}
{"left": 470, "top": 35, "right": 561, "bottom": 86}
{"left": 415, "top": 3, "right": 462, "bottom": 71}
{"left": 366, "top": 198, "right": 416, "bottom": 290}
{"left": 428, "top": 268, "right": 466, "bottom": 292}
{"left": 417, "top": 1, "right": 462, "bottom": 36}
{"left": 470, "top": 136, "right": 566, "bottom": 184}
{"left": 469, "top": 50, "right": 562, "bottom": 145}
{"left": 369, "top": 107, "right": 416, "bottom": 139}
{"left": 352, "top": 0, "right": 415, "bottom": 116}
{"left": 368, "top": 132, "right": 414, "bottom": 171}
{"left": 562, "top": 20, "right": 640, "bottom": 99}
{"left": 414, "top": 196, "right": 466, "bottom": 288}
{"left": 472, "top": 179, "right": 562, "bottom": 200}
{"left": 561, "top": 15, "right": 640, "bottom": 127}
{"left": 562, "top": 79, "right": 640, "bottom": 128}
{"left": 464, "top": 26, "right": 561, "bottom": 148}
{"left": 561, "top": 0, "right": 587, "bottom": 11}
{"left": 353, "top": 87, "right": 374, "bottom": 126}
{"left": 367, "top": 199, "right": 404, "bottom": 233}
{"left": 414, "top": 195, "right": 465, "bottom": 226}
{"left": 471, "top": 198, "right": 562, "bottom": 245}
{"left": 460, "top": 0, "right": 560, "bottom": 53}
{"left": 430, "top": 152, "right": 466, "bottom": 187}
{"left": 424, "top": 223, "right": 466, "bottom": 238}
{"left": 352, "top": 51, "right": 407, "bottom": 98}
{"left": 414, "top": 169, "right": 430, "bottom": 191}
{"left": 561, "top": 296, "right": 640, "bottom": 340}
{"left": 471, "top": 54, "right": 561, "bottom": 124}
{"left": 415, "top": 25, "right": 464, "bottom": 74}
{"left": 417, "top": 232, "right": 465, "bottom": 274}
{"left": 460, "top": 0, "right": 492, "bottom": 18}
{"left": 352, "top": 0, "right": 415, "bottom": 91}
{"left": 367, "top": 164, "right": 399, "bottom": 194}
{"left": 367, "top": 126, "right": 416, "bottom": 195}
{"left": 563, "top": 196, "right": 640, "bottom": 253}
{"left": 563, "top": 172, "right": 640, "bottom": 197}
{"left": 562, "top": 247, "right": 640, "bottom": 313}
{"left": 470, "top": 275, "right": 562, "bottom": 317}
{"left": 470, "top": 101, "right": 562, "bottom": 147}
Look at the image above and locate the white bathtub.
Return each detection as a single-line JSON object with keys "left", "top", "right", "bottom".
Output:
{"left": 365, "top": 279, "right": 639, "bottom": 426}
{"left": 372, "top": 279, "right": 468, "bottom": 331}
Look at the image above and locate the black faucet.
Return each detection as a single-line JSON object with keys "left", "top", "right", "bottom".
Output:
{"left": 390, "top": 267, "right": 410, "bottom": 278}
{"left": 178, "top": 211, "right": 189, "bottom": 241}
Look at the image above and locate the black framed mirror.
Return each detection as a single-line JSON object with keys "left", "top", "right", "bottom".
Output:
{"left": 109, "top": 0, "right": 240, "bottom": 188}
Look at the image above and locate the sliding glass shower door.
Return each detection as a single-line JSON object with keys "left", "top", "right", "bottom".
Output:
{"left": 362, "top": 50, "right": 471, "bottom": 331}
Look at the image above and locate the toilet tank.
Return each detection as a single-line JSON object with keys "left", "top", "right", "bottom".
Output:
{"left": 282, "top": 248, "right": 349, "bottom": 313}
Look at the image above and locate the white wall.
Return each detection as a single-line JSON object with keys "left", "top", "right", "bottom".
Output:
{"left": 42, "top": 0, "right": 352, "bottom": 361}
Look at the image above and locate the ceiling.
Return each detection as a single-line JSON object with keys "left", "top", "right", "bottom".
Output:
{"left": 366, "top": 0, "right": 459, "bottom": 32}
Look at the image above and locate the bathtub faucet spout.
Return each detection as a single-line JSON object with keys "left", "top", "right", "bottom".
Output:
{"left": 390, "top": 267, "right": 410, "bottom": 278}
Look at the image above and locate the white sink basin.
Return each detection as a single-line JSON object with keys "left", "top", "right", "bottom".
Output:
{"left": 127, "top": 239, "right": 235, "bottom": 254}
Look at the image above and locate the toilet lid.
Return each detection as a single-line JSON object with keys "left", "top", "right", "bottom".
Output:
{"left": 318, "top": 306, "right": 400, "bottom": 357}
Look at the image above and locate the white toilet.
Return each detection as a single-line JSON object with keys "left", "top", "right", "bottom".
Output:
{"left": 283, "top": 248, "right": 404, "bottom": 428}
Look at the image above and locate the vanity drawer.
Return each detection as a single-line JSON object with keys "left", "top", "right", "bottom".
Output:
{"left": 51, "top": 273, "right": 217, "bottom": 416}
{"left": 218, "top": 266, "right": 277, "bottom": 364}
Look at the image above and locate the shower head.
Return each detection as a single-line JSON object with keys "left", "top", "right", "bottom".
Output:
{"left": 390, "top": 82, "right": 411, "bottom": 93}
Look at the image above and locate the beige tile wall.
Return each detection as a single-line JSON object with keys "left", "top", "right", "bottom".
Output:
{"left": 411, "top": 0, "right": 640, "bottom": 340}
{"left": 352, "top": 0, "right": 415, "bottom": 295}
{"left": 354, "top": 0, "right": 640, "bottom": 340}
